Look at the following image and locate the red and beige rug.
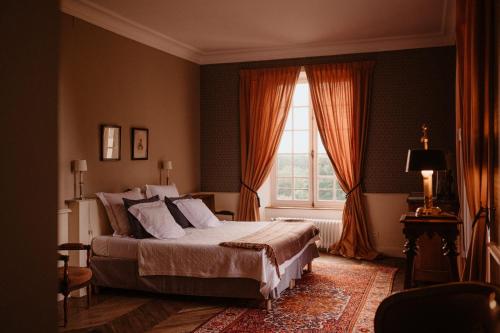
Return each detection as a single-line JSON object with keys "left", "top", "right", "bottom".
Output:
{"left": 194, "top": 262, "right": 397, "bottom": 333}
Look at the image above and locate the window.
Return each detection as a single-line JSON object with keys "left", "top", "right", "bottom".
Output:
{"left": 272, "top": 71, "right": 345, "bottom": 208}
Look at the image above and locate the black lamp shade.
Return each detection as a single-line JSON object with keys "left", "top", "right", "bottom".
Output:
{"left": 406, "top": 149, "right": 447, "bottom": 172}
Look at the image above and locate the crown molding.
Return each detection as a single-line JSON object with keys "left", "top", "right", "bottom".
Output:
{"left": 60, "top": 0, "right": 203, "bottom": 64}
{"left": 61, "top": 0, "right": 455, "bottom": 65}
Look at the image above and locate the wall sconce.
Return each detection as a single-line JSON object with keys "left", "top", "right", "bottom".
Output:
{"left": 165, "top": 161, "right": 173, "bottom": 185}
{"left": 405, "top": 125, "right": 446, "bottom": 216}
{"left": 72, "top": 160, "right": 88, "bottom": 200}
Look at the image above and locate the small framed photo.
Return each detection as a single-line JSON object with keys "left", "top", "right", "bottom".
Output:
{"left": 131, "top": 128, "right": 148, "bottom": 160}
{"left": 100, "top": 125, "right": 121, "bottom": 161}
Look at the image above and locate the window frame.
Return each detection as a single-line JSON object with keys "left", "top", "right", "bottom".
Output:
{"left": 270, "top": 71, "right": 345, "bottom": 210}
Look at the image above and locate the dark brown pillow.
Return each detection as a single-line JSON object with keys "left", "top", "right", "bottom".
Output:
{"left": 122, "top": 195, "right": 160, "bottom": 238}
{"left": 164, "top": 195, "right": 194, "bottom": 228}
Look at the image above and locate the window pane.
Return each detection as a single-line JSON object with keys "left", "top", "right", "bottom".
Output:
{"left": 294, "top": 189, "right": 309, "bottom": 200}
{"left": 317, "top": 133, "right": 327, "bottom": 154}
{"left": 318, "top": 190, "right": 334, "bottom": 201}
{"left": 277, "top": 177, "right": 292, "bottom": 189}
{"left": 278, "top": 188, "right": 292, "bottom": 200}
{"left": 293, "top": 154, "right": 309, "bottom": 177}
{"left": 293, "top": 107, "right": 309, "bottom": 130}
{"left": 318, "top": 177, "right": 333, "bottom": 190}
{"left": 285, "top": 112, "right": 292, "bottom": 130}
{"left": 293, "top": 83, "right": 309, "bottom": 106}
{"left": 335, "top": 188, "right": 345, "bottom": 201}
{"left": 293, "top": 131, "right": 309, "bottom": 153}
{"left": 278, "top": 131, "right": 292, "bottom": 153}
{"left": 318, "top": 155, "right": 334, "bottom": 176}
{"left": 277, "top": 155, "right": 292, "bottom": 177}
{"left": 294, "top": 177, "right": 309, "bottom": 189}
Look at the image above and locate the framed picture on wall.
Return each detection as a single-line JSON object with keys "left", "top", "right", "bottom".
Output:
{"left": 131, "top": 127, "right": 148, "bottom": 160}
{"left": 100, "top": 124, "right": 121, "bottom": 161}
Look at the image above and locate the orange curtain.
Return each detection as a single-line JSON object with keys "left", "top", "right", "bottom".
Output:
{"left": 305, "top": 62, "right": 378, "bottom": 260}
{"left": 237, "top": 67, "right": 300, "bottom": 221}
{"left": 456, "top": 0, "right": 494, "bottom": 281}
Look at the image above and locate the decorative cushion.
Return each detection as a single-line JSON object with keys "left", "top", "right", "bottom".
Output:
{"left": 173, "top": 198, "right": 222, "bottom": 229}
{"left": 145, "top": 184, "right": 180, "bottom": 199}
{"left": 96, "top": 188, "right": 144, "bottom": 236}
{"left": 123, "top": 195, "right": 160, "bottom": 239}
{"left": 164, "top": 196, "right": 194, "bottom": 228}
{"left": 58, "top": 266, "right": 92, "bottom": 290}
{"left": 127, "top": 201, "right": 186, "bottom": 239}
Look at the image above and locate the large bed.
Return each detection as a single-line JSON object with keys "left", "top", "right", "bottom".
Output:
{"left": 90, "top": 221, "right": 320, "bottom": 308}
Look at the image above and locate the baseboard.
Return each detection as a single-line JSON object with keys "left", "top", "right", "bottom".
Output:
{"left": 376, "top": 246, "right": 404, "bottom": 258}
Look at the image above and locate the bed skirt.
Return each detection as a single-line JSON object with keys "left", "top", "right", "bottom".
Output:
{"left": 90, "top": 243, "right": 319, "bottom": 300}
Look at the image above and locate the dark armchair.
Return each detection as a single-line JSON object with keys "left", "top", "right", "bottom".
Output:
{"left": 375, "top": 282, "right": 500, "bottom": 333}
{"left": 57, "top": 243, "right": 92, "bottom": 327}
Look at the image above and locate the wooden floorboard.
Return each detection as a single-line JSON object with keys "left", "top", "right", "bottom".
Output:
{"left": 58, "top": 253, "right": 405, "bottom": 332}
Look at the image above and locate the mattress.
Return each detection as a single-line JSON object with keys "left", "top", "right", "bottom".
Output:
{"left": 91, "top": 221, "right": 319, "bottom": 295}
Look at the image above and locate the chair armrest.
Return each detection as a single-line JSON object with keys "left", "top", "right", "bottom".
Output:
{"left": 58, "top": 243, "right": 91, "bottom": 267}
{"left": 215, "top": 210, "right": 235, "bottom": 221}
{"left": 58, "top": 253, "right": 69, "bottom": 262}
{"left": 58, "top": 243, "right": 91, "bottom": 251}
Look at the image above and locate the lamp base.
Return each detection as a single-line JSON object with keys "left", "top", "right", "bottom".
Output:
{"left": 415, "top": 206, "right": 442, "bottom": 217}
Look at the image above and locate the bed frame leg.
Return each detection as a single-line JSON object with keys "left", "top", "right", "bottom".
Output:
{"left": 307, "top": 262, "right": 312, "bottom": 273}
{"left": 265, "top": 299, "right": 272, "bottom": 311}
{"left": 289, "top": 279, "right": 295, "bottom": 289}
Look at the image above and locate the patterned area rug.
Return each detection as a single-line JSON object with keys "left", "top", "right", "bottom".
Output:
{"left": 194, "top": 262, "right": 397, "bottom": 333}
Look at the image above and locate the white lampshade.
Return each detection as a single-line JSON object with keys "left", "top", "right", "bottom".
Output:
{"left": 73, "top": 159, "right": 87, "bottom": 172}
{"left": 166, "top": 161, "right": 173, "bottom": 170}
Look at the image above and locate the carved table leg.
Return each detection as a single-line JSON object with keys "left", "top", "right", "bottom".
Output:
{"left": 403, "top": 231, "right": 418, "bottom": 289}
{"left": 442, "top": 229, "right": 460, "bottom": 282}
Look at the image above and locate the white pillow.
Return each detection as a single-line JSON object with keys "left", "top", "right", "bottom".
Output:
{"left": 145, "top": 184, "right": 180, "bottom": 199}
{"left": 173, "top": 198, "right": 222, "bottom": 229}
{"left": 127, "top": 201, "right": 185, "bottom": 239}
{"left": 96, "top": 188, "right": 144, "bottom": 236}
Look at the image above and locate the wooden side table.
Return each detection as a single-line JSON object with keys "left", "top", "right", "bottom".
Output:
{"left": 400, "top": 213, "right": 462, "bottom": 289}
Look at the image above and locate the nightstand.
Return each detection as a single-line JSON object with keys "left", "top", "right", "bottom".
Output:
{"left": 400, "top": 213, "right": 462, "bottom": 289}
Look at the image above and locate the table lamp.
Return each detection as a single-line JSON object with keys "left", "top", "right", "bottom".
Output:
{"left": 405, "top": 125, "right": 446, "bottom": 216}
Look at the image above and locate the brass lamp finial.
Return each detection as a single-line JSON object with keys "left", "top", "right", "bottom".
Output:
{"left": 420, "top": 124, "right": 429, "bottom": 150}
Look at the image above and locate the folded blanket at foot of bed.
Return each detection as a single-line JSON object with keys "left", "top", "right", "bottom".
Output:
{"left": 220, "top": 221, "right": 319, "bottom": 276}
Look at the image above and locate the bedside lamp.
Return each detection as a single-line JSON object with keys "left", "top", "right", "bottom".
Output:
{"left": 165, "top": 161, "right": 173, "bottom": 185}
{"left": 72, "top": 159, "right": 88, "bottom": 200}
{"left": 406, "top": 125, "right": 446, "bottom": 216}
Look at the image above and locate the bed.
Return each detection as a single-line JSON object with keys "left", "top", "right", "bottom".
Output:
{"left": 89, "top": 200, "right": 320, "bottom": 309}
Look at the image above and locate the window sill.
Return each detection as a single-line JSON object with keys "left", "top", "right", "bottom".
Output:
{"left": 266, "top": 205, "right": 343, "bottom": 211}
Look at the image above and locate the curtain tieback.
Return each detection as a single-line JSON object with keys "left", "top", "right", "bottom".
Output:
{"left": 240, "top": 179, "right": 261, "bottom": 207}
{"left": 471, "top": 206, "right": 492, "bottom": 230}
{"left": 345, "top": 179, "right": 363, "bottom": 199}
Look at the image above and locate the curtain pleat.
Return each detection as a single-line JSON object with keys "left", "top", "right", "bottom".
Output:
{"left": 237, "top": 67, "right": 300, "bottom": 221}
{"left": 456, "top": 0, "right": 494, "bottom": 282}
{"left": 305, "top": 61, "right": 378, "bottom": 260}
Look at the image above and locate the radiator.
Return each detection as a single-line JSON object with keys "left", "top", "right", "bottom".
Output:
{"left": 271, "top": 217, "right": 342, "bottom": 251}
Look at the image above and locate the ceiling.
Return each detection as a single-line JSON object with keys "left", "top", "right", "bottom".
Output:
{"left": 61, "top": 0, "right": 455, "bottom": 64}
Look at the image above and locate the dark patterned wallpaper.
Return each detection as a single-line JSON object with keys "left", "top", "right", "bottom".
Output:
{"left": 200, "top": 46, "right": 455, "bottom": 193}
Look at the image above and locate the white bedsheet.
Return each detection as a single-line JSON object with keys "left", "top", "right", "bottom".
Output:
{"left": 92, "top": 221, "right": 319, "bottom": 296}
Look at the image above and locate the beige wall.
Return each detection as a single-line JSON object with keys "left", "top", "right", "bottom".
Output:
{"left": 1, "top": 1, "right": 58, "bottom": 331}
{"left": 58, "top": 14, "right": 200, "bottom": 208}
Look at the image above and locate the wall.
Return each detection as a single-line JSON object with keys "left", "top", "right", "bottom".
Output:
{"left": 200, "top": 46, "right": 456, "bottom": 193}
{"left": 59, "top": 14, "right": 200, "bottom": 208}
{"left": 0, "top": 1, "right": 58, "bottom": 331}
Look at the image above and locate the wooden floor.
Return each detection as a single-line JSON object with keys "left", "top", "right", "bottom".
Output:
{"left": 58, "top": 253, "right": 405, "bottom": 332}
